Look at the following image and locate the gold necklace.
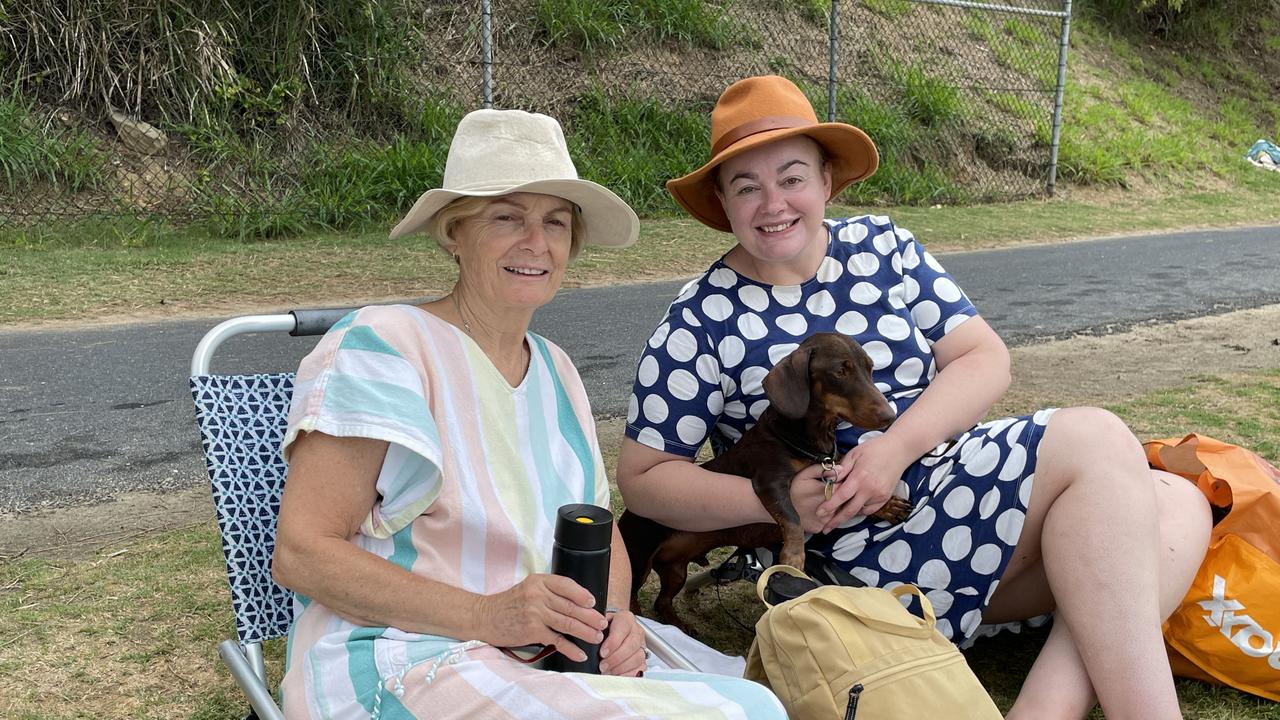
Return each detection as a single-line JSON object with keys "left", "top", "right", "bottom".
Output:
{"left": 451, "top": 292, "right": 472, "bottom": 335}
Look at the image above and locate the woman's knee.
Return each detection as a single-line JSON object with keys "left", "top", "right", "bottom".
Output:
{"left": 1039, "top": 407, "right": 1148, "bottom": 480}
{"left": 1153, "top": 469, "right": 1212, "bottom": 546}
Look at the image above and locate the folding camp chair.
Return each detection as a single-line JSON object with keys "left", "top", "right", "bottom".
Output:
{"left": 189, "top": 308, "right": 700, "bottom": 720}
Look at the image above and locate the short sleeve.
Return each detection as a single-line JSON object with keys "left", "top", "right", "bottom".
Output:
{"left": 624, "top": 302, "right": 725, "bottom": 457}
{"left": 893, "top": 224, "right": 978, "bottom": 341}
{"left": 283, "top": 307, "right": 443, "bottom": 537}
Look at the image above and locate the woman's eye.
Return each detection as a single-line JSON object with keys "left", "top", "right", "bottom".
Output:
{"left": 735, "top": 185, "right": 757, "bottom": 196}
{"left": 784, "top": 176, "right": 803, "bottom": 186}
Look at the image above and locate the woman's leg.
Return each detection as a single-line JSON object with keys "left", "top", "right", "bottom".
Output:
{"left": 981, "top": 408, "right": 1211, "bottom": 720}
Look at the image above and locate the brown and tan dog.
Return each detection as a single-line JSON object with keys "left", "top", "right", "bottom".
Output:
{"left": 620, "top": 332, "right": 913, "bottom": 631}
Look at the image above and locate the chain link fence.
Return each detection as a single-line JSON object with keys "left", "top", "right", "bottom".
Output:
{"left": 0, "top": 0, "right": 1070, "bottom": 231}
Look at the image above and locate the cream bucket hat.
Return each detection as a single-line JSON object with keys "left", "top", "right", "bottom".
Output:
{"left": 389, "top": 109, "right": 639, "bottom": 249}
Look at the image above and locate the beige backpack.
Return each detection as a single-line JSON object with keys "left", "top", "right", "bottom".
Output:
{"left": 744, "top": 565, "right": 1003, "bottom": 720}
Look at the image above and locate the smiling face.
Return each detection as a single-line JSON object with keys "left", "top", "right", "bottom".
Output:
{"left": 450, "top": 192, "right": 575, "bottom": 313}
{"left": 714, "top": 135, "right": 832, "bottom": 283}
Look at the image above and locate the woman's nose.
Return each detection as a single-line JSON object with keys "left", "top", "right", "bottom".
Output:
{"left": 760, "top": 186, "right": 786, "bottom": 215}
{"left": 519, "top": 222, "right": 548, "bottom": 253}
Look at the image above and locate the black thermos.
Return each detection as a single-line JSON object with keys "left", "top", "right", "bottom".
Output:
{"left": 543, "top": 503, "right": 612, "bottom": 673}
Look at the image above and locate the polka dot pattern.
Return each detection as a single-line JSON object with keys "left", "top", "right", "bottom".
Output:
{"left": 805, "top": 408, "right": 1057, "bottom": 642}
{"left": 625, "top": 215, "right": 1044, "bottom": 641}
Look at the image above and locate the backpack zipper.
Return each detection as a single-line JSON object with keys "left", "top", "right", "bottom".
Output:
{"left": 844, "top": 683, "right": 864, "bottom": 720}
{"left": 840, "top": 652, "right": 965, "bottom": 716}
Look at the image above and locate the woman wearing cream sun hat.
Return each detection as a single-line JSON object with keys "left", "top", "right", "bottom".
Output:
{"left": 620, "top": 75, "right": 1211, "bottom": 720}
{"left": 273, "top": 107, "right": 787, "bottom": 719}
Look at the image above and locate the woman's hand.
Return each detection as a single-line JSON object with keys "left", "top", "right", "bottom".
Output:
{"left": 789, "top": 460, "right": 849, "bottom": 533}
{"left": 818, "top": 435, "right": 915, "bottom": 533}
{"left": 599, "top": 609, "right": 646, "bottom": 677}
{"left": 477, "top": 574, "right": 607, "bottom": 662}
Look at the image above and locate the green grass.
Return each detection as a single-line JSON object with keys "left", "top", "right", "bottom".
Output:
{"left": 1109, "top": 370, "right": 1280, "bottom": 462}
{"left": 3, "top": 369, "right": 1278, "bottom": 718}
{"left": 6, "top": 178, "right": 1280, "bottom": 326}
{"left": 863, "top": 0, "right": 912, "bottom": 17}
{"left": 771, "top": 0, "right": 829, "bottom": 24}
{"left": 892, "top": 62, "right": 964, "bottom": 127}
{"left": 565, "top": 87, "right": 710, "bottom": 217}
{"left": 963, "top": 13, "right": 1058, "bottom": 91}
{"left": 535, "top": 0, "right": 747, "bottom": 53}
{"left": 174, "top": 98, "right": 464, "bottom": 238}
{"left": 0, "top": 96, "right": 106, "bottom": 192}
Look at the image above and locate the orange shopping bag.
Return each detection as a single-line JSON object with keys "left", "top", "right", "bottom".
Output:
{"left": 1146, "top": 433, "right": 1280, "bottom": 701}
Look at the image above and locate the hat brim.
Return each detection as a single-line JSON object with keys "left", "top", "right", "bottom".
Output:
{"left": 666, "top": 123, "right": 879, "bottom": 233}
{"left": 389, "top": 178, "right": 639, "bottom": 250}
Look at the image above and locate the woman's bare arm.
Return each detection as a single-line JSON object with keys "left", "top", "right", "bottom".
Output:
{"left": 273, "top": 431, "right": 606, "bottom": 659}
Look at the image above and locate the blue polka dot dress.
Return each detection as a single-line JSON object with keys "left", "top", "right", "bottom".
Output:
{"left": 624, "top": 215, "right": 1056, "bottom": 642}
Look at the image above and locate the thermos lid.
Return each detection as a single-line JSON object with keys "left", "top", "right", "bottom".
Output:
{"left": 554, "top": 503, "right": 613, "bottom": 551}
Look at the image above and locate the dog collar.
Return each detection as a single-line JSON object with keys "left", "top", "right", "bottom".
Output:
{"left": 775, "top": 429, "right": 837, "bottom": 468}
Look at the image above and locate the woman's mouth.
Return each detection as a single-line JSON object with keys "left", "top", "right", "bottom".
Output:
{"left": 505, "top": 266, "right": 548, "bottom": 276}
{"left": 758, "top": 218, "right": 799, "bottom": 234}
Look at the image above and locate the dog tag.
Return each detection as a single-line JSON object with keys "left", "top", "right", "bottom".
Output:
{"left": 820, "top": 457, "right": 837, "bottom": 501}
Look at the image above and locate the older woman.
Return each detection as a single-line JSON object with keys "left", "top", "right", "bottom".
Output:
{"left": 272, "top": 109, "right": 784, "bottom": 719}
{"left": 617, "top": 75, "right": 1212, "bottom": 720}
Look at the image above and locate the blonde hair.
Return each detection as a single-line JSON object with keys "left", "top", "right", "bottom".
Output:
{"left": 427, "top": 195, "right": 587, "bottom": 260}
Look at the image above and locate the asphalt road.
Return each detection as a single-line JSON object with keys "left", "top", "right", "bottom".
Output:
{"left": 2, "top": 224, "right": 1278, "bottom": 514}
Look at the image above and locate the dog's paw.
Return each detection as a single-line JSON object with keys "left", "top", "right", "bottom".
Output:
{"left": 871, "top": 496, "right": 913, "bottom": 524}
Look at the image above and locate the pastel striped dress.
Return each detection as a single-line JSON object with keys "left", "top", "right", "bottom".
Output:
{"left": 280, "top": 305, "right": 784, "bottom": 720}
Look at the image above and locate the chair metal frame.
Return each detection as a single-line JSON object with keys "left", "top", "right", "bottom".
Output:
{"left": 189, "top": 309, "right": 697, "bottom": 720}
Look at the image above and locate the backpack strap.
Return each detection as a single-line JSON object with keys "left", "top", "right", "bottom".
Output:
{"left": 757, "top": 565, "right": 939, "bottom": 638}
{"left": 755, "top": 564, "right": 818, "bottom": 607}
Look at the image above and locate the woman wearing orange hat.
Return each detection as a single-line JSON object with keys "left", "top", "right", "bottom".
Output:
{"left": 618, "top": 75, "right": 1211, "bottom": 719}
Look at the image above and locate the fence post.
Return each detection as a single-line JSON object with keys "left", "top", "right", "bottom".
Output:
{"left": 827, "top": 0, "right": 840, "bottom": 122}
{"left": 1047, "top": 0, "right": 1072, "bottom": 196}
{"left": 481, "top": 0, "right": 494, "bottom": 109}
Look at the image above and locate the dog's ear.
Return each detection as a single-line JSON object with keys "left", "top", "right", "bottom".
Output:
{"left": 762, "top": 347, "right": 812, "bottom": 419}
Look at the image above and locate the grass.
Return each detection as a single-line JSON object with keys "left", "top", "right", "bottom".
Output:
{"left": 3, "top": 368, "right": 1278, "bottom": 719}
{"left": 565, "top": 88, "right": 710, "bottom": 217}
{"left": 5, "top": 175, "right": 1280, "bottom": 326}
{"left": 0, "top": 96, "right": 106, "bottom": 192}
{"left": 4, "top": 0, "right": 417, "bottom": 130}
{"left": 175, "top": 98, "right": 465, "bottom": 238}
{"left": 535, "top": 0, "right": 746, "bottom": 53}
{"left": 863, "top": 0, "right": 912, "bottom": 17}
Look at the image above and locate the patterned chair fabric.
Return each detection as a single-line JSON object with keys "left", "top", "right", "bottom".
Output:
{"left": 190, "top": 372, "right": 297, "bottom": 645}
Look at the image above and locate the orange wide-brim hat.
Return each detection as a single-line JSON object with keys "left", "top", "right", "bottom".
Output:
{"left": 666, "top": 75, "right": 879, "bottom": 233}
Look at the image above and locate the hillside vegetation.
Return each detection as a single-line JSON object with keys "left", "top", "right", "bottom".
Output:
{"left": 1, "top": 0, "right": 1279, "bottom": 238}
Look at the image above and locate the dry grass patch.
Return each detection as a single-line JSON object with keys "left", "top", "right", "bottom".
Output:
{"left": 2, "top": 315, "right": 1279, "bottom": 719}
{"left": 7, "top": 189, "right": 1280, "bottom": 328}
{"left": 0, "top": 522, "right": 253, "bottom": 720}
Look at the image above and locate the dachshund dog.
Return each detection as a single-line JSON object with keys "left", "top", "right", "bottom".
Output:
{"left": 620, "top": 332, "right": 914, "bottom": 631}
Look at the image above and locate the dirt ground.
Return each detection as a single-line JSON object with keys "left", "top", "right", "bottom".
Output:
{"left": 2, "top": 304, "right": 1277, "bottom": 562}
